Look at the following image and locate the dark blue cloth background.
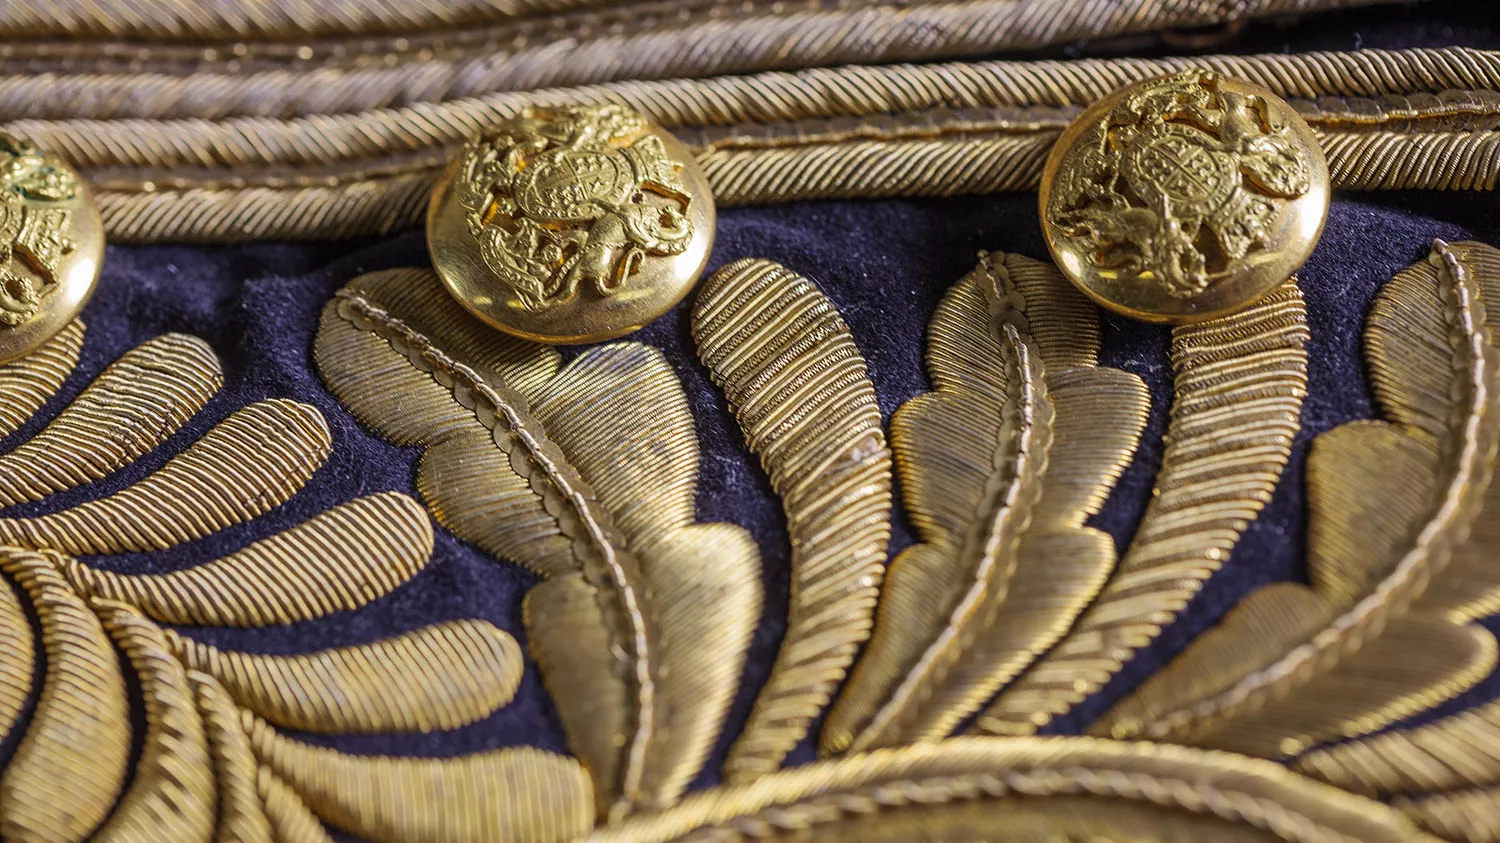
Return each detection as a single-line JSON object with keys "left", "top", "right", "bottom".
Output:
{"left": 0, "top": 2, "right": 1494, "bottom": 834}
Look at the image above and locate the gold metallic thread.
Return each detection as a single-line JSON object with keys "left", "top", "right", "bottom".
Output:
{"left": 823, "top": 254, "right": 1148, "bottom": 754}
{"left": 692, "top": 259, "right": 893, "bottom": 782}
{"left": 64, "top": 492, "right": 436, "bottom": 627}
{"left": 1103, "top": 241, "right": 1500, "bottom": 757}
{"left": 0, "top": 323, "right": 594, "bottom": 842}
{"left": 0, "top": 399, "right": 332, "bottom": 555}
{"left": 0, "top": 48, "right": 1492, "bottom": 242}
{"left": 0, "top": 332, "right": 219, "bottom": 505}
{"left": 315, "top": 268, "right": 762, "bottom": 817}
{"left": 166, "top": 619, "right": 524, "bottom": 734}
{"left": 584, "top": 737, "right": 1441, "bottom": 843}
{"left": 975, "top": 280, "right": 1309, "bottom": 737}
{"left": 92, "top": 602, "right": 216, "bottom": 843}
{"left": 247, "top": 714, "right": 594, "bottom": 843}
{"left": 0, "top": 0, "right": 1409, "bottom": 115}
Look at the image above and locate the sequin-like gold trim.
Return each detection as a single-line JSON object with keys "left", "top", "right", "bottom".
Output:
{"left": 0, "top": 0, "right": 1402, "bottom": 103}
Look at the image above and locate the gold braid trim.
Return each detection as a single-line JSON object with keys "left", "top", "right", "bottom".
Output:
{"left": 9, "top": 48, "right": 1498, "bottom": 167}
{"left": 2, "top": 47, "right": 1488, "bottom": 241}
{"left": 94, "top": 127, "right": 1500, "bottom": 242}
{"left": 0, "top": 0, "right": 1404, "bottom": 86}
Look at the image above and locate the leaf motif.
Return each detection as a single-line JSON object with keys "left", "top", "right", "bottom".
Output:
{"left": 315, "top": 269, "right": 762, "bottom": 816}
{"left": 584, "top": 737, "right": 1438, "bottom": 843}
{"left": 257, "top": 770, "right": 338, "bottom": 843}
{"left": 168, "top": 618, "right": 523, "bottom": 733}
{"left": 0, "top": 548, "right": 130, "bottom": 843}
{"left": 64, "top": 492, "right": 434, "bottom": 627}
{"left": 0, "top": 320, "right": 82, "bottom": 438}
{"left": 692, "top": 259, "right": 893, "bottom": 782}
{"left": 92, "top": 602, "right": 215, "bottom": 843}
{"left": 1400, "top": 787, "right": 1500, "bottom": 843}
{"left": 1099, "top": 240, "right": 1500, "bottom": 758}
{"left": 975, "top": 280, "right": 1309, "bottom": 737}
{"left": 0, "top": 575, "right": 31, "bottom": 746}
{"left": 248, "top": 715, "right": 595, "bottom": 843}
{"left": 191, "top": 672, "right": 276, "bottom": 843}
{"left": 824, "top": 253, "right": 1146, "bottom": 752}
{"left": 1297, "top": 697, "right": 1500, "bottom": 796}
{"left": 0, "top": 333, "right": 221, "bottom": 506}
{"left": 0, "top": 398, "right": 332, "bottom": 555}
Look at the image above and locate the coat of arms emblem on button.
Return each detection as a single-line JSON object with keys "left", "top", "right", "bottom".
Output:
{"left": 1040, "top": 70, "right": 1330, "bottom": 323}
{"left": 427, "top": 104, "right": 715, "bottom": 344}
{"left": 0, "top": 134, "right": 102, "bottom": 365}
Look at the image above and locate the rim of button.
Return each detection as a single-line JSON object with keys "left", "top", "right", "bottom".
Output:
{"left": 1039, "top": 69, "right": 1330, "bottom": 324}
{"left": 427, "top": 104, "right": 715, "bottom": 344}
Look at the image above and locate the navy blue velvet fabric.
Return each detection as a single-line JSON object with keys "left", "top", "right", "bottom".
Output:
{"left": 1, "top": 3, "right": 1495, "bottom": 834}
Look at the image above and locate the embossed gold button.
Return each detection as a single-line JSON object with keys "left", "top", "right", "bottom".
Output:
{"left": 0, "top": 134, "right": 103, "bottom": 364}
{"left": 427, "top": 104, "right": 714, "bottom": 344}
{"left": 1040, "top": 70, "right": 1329, "bottom": 323}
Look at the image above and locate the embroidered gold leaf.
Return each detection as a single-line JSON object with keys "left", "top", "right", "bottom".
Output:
{"left": 1298, "top": 696, "right": 1500, "bottom": 796}
{"left": 168, "top": 618, "right": 523, "bottom": 733}
{"left": 192, "top": 672, "right": 275, "bottom": 843}
{"left": 0, "top": 548, "right": 129, "bottom": 843}
{"left": 584, "top": 737, "right": 1439, "bottom": 843}
{"left": 0, "top": 398, "right": 332, "bottom": 555}
{"left": 64, "top": 492, "right": 434, "bottom": 626}
{"left": 249, "top": 716, "right": 594, "bottom": 843}
{"left": 692, "top": 258, "right": 892, "bottom": 782}
{"left": 0, "top": 320, "right": 82, "bottom": 438}
{"left": 1100, "top": 240, "right": 1500, "bottom": 758}
{"left": 1401, "top": 786, "right": 1500, "bottom": 843}
{"left": 825, "top": 253, "right": 1146, "bottom": 753}
{"left": 976, "top": 281, "right": 1309, "bottom": 737}
{"left": 0, "top": 576, "right": 31, "bottom": 745}
{"left": 93, "top": 602, "right": 215, "bottom": 843}
{"left": 0, "top": 333, "right": 221, "bottom": 506}
{"left": 315, "top": 268, "right": 762, "bottom": 816}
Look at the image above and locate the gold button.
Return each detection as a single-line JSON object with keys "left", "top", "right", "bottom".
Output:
{"left": 1040, "top": 70, "right": 1329, "bottom": 323}
{"left": 0, "top": 134, "right": 102, "bottom": 365}
{"left": 427, "top": 104, "right": 714, "bottom": 344}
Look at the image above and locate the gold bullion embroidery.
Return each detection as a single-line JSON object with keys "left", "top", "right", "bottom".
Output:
{"left": 313, "top": 267, "right": 762, "bottom": 819}
{"left": 823, "top": 253, "right": 1148, "bottom": 754}
{"left": 0, "top": 320, "right": 592, "bottom": 843}
{"left": 583, "top": 738, "right": 1439, "bottom": 843}
{"left": 693, "top": 259, "right": 893, "bottom": 782}
{"left": 974, "top": 279, "right": 1309, "bottom": 737}
{"left": 2, "top": 48, "right": 1492, "bottom": 242}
